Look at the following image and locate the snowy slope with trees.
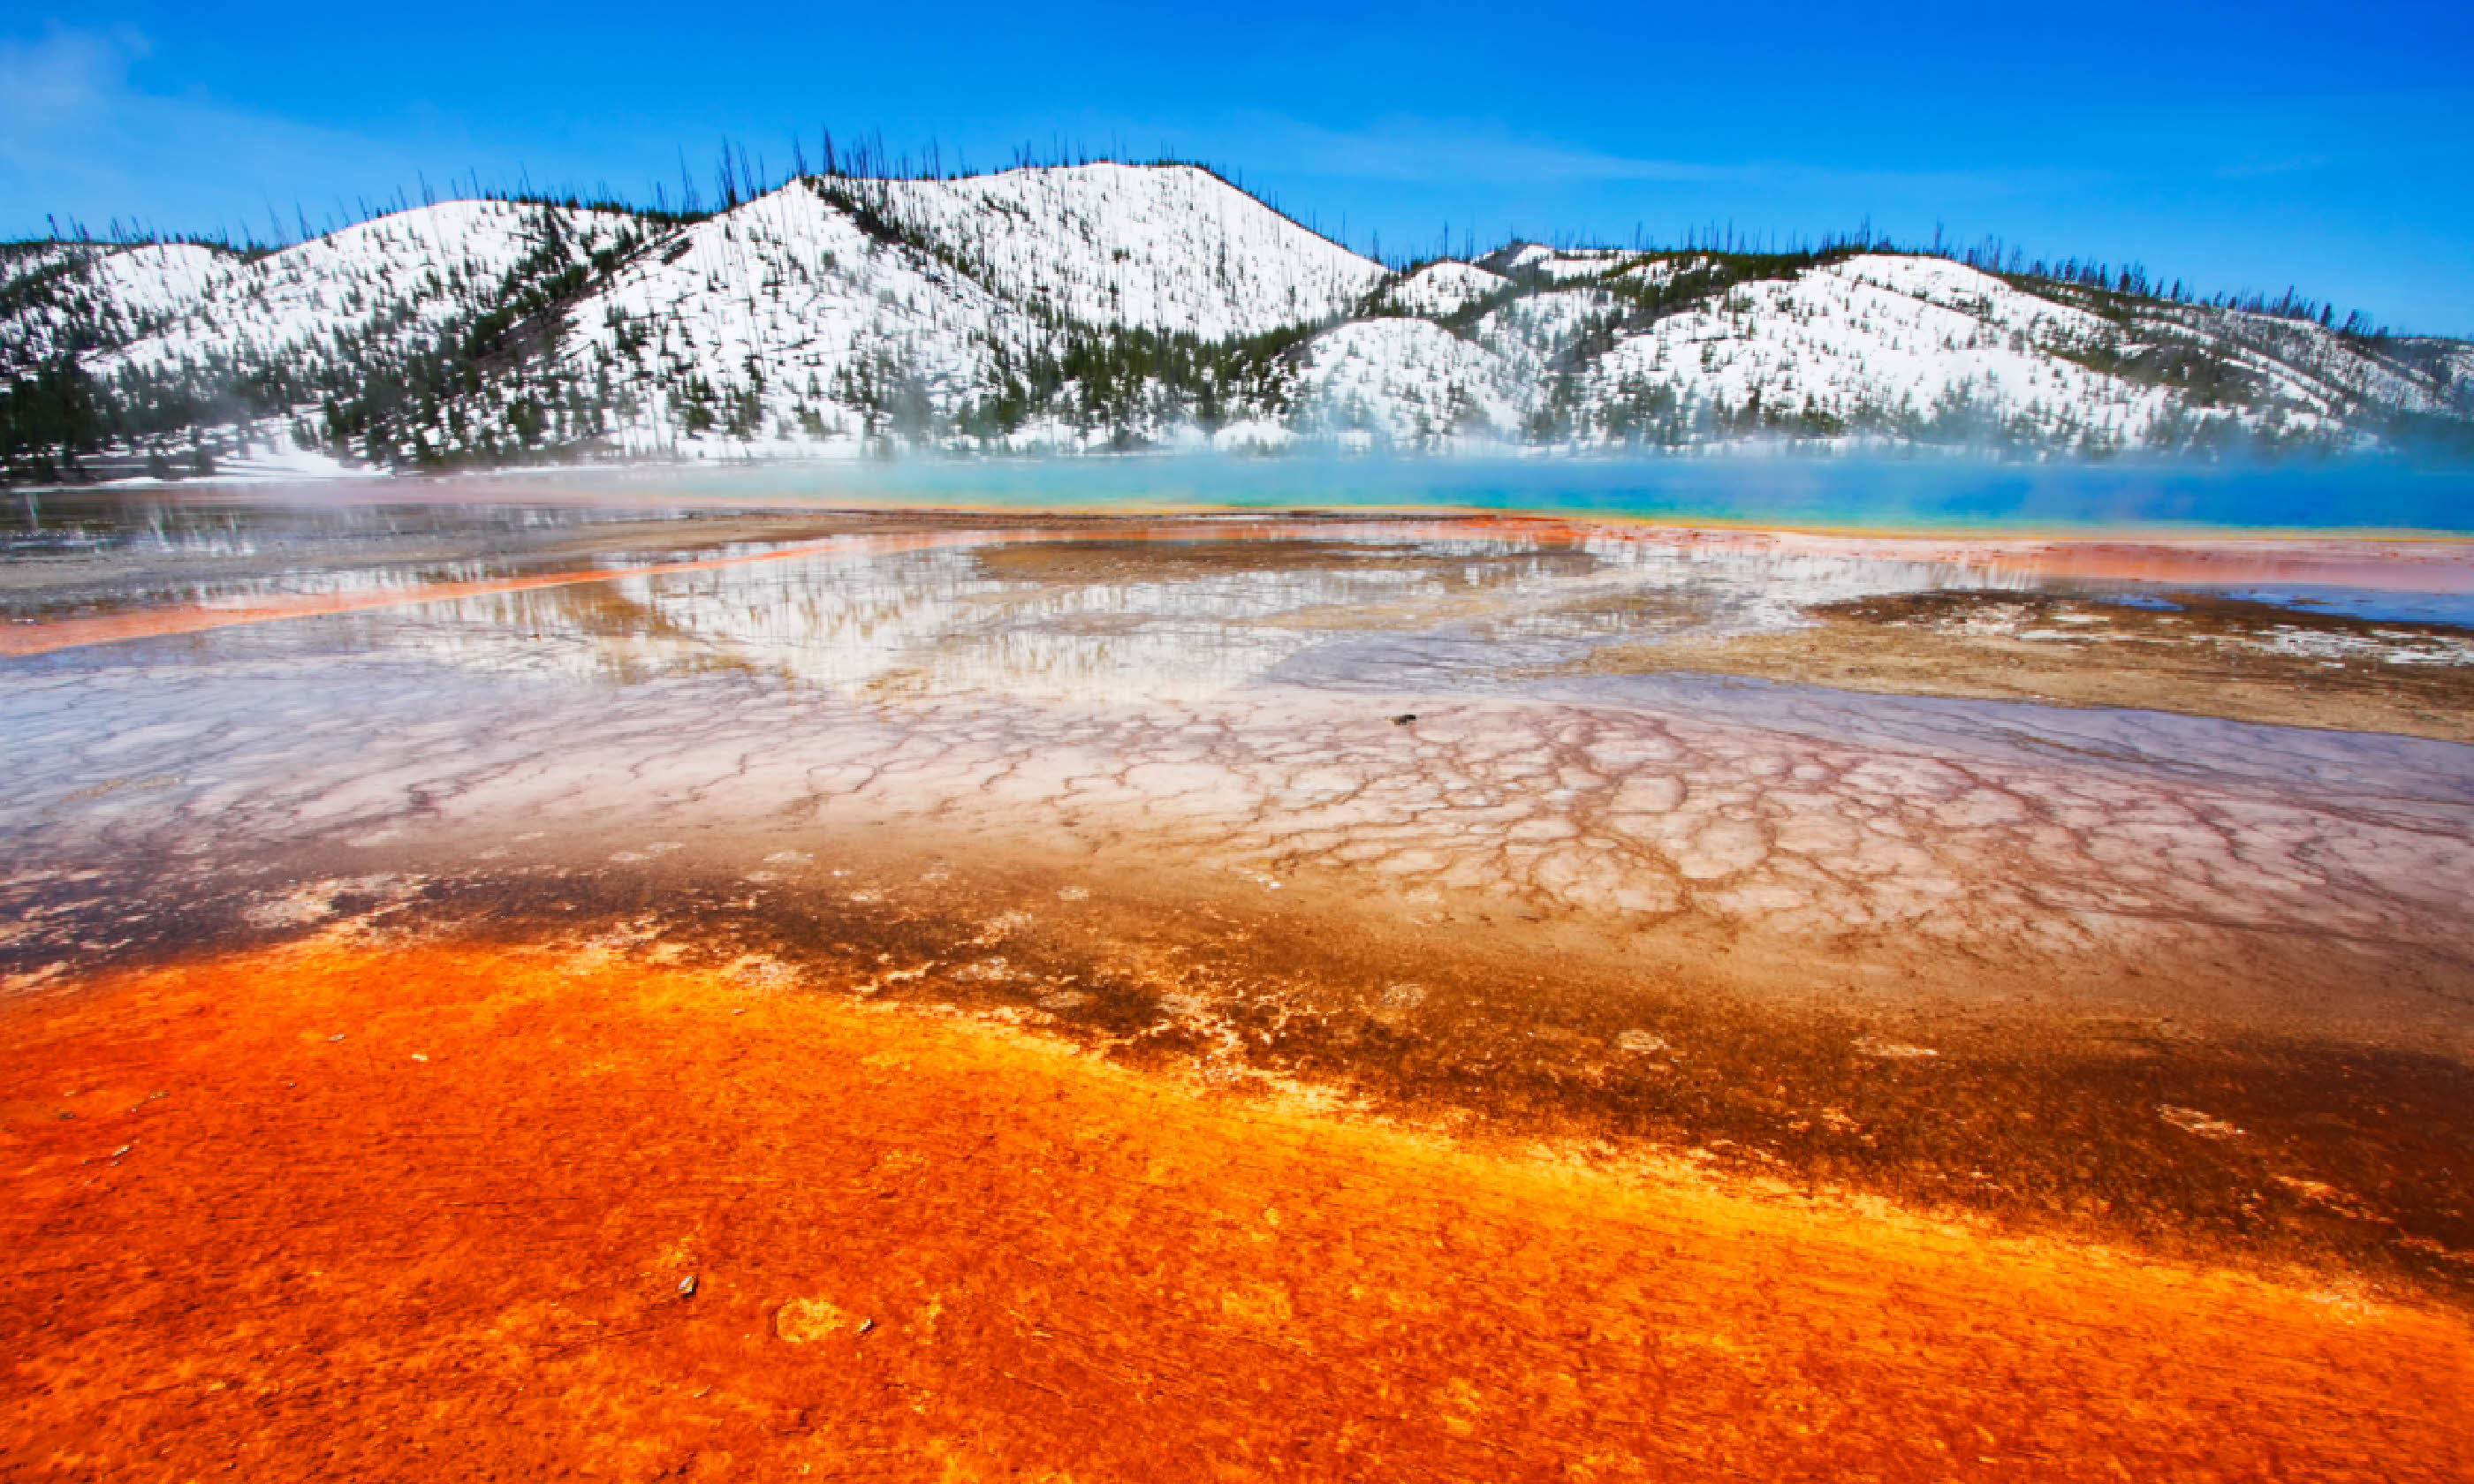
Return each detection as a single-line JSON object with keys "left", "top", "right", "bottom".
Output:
{"left": 1368, "top": 262, "right": 1511, "bottom": 320}
{"left": 0, "top": 243, "right": 225, "bottom": 374}
{"left": 875, "top": 164, "right": 1385, "bottom": 339}
{"left": 95, "top": 203, "right": 641, "bottom": 382}
{"left": 4, "top": 160, "right": 2469, "bottom": 480}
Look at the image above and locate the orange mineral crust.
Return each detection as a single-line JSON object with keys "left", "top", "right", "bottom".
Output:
{"left": 4, "top": 942, "right": 2468, "bottom": 1481}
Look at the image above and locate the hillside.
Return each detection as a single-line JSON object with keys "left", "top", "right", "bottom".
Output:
{"left": 4, "top": 162, "right": 2469, "bottom": 480}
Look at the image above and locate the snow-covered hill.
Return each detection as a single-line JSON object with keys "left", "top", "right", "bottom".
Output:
{"left": 4, "top": 162, "right": 2468, "bottom": 478}
{"left": 94, "top": 202, "right": 641, "bottom": 382}
{"left": 0, "top": 242, "right": 228, "bottom": 374}
{"left": 1574, "top": 254, "right": 2201, "bottom": 448}
{"left": 1367, "top": 261, "right": 1510, "bottom": 320}
{"left": 876, "top": 164, "right": 1385, "bottom": 339}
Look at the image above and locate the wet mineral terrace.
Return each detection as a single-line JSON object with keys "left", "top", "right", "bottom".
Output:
{"left": 6, "top": 490, "right": 2474, "bottom": 1479}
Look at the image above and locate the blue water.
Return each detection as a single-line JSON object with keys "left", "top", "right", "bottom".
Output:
{"left": 2200, "top": 586, "right": 2474, "bottom": 626}
{"left": 607, "top": 455, "right": 2474, "bottom": 535}
{"left": 2096, "top": 587, "right": 2474, "bottom": 626}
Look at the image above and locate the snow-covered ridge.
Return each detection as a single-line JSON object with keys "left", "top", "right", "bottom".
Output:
{"left": 555, "top": 179, "right": 1034, "bottom": 453}
{"left": 2, "top": 242, "right": 230, "bottom": 373}
{"left": 1486, "top": 245, "right": 1637, "bottom": 284}
{"left": 1368, "top": 262, "right": 1511, "bottom": 320}
{"left": 4, "top": 167, "right": 2469, "bottom": 475}
{"left": 96, "top": 202, "right": 640, "bottom": 380}
{"left": 874, "top": 164, "right": 1384, "bottom": 339}
{"left": 1565, "top": 254, "right": 2196, "bottom": 448}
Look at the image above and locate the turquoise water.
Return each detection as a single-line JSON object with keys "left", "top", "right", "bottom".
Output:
{"left": 611, "top": 455, "right": 2474, "bottom": 535}
{"left": 14, "top": 457, "right": 2472, "bottom": 627}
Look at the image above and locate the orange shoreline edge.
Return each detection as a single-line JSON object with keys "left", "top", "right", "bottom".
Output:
{"left": 4, "top": 939, "right": 2468, "bottom": 1481}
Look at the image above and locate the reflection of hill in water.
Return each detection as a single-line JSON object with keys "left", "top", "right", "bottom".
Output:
{"left": 316, "top": 530, "right": 2049, "bottom": 701}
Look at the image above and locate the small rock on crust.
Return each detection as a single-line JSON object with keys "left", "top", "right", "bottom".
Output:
{"left": 2159, "top": 1105, "right": 2243, "bottom": 1140}
{"left": 776, "top": 1297, "right": 854, "bottom": 1343}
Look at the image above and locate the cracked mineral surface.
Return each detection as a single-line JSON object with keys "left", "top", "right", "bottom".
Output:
{"left": 4, "top": 489, "right": 2471, "bottom": 1480}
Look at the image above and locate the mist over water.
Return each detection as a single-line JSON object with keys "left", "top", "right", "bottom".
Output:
{"left": 596, "top": 454, "right": 2474, "bottom": 535}
{"left": 16, "top": 453, "right": 2474, "bottom": 543}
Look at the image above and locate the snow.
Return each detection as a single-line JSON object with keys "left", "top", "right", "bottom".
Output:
{"left": 9, "top": 172, "right": 2466, "bottom": 466}
{"left": 1374, "top": 262, "right": 1510, "bottom": 319}
{"left": 0, "top": 242, "right": 231, "bottom": 370}
{"left": 1491, "top": 245, "right": 1635, "bottom": 283}
{"left": 502, "top": 165, "right": 1385, "bottom": 454}
{"left": 0, "top": 244, "right": 90, "bottom": 280}
{"left": 876, "top": 163, "right": 1383, "bottom": 340}
{"left": 555, "top": 178, "right": 1028, "bottom": 454}
{"left": 77, "top": 245, "right": 227, "bottom": 326}
{"left": 1293, "top": 319, "right": 1524, "bottom": 446}
{"left": 2195, "top": 309, "right": 2458, "bottom": 419}
{"left": 95, "top": 201, "right": 634, "bottom": 382}
{"left": 1473, "top": 287, "right": 1621, "bottom": 387}
{"left": 1610, "top": 258, "right": 1704, "bottom": 288}
{"left": 1572, "top": 254, "right": 2201, "bottom": 449}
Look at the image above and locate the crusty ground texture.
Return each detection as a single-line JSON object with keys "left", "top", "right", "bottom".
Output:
{"left": 1571, "top": 590, "right": 2474, "bottom": 743}
{"left": 5, "top": 941, "right": 2469, "bottom": 1482}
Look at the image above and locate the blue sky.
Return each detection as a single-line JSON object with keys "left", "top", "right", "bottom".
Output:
{"left": 5, "top": 2, "right": 2470, "bottom": 333}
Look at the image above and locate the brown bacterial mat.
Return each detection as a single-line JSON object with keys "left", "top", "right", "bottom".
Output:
{"left": 1568, "top": 588, "right": 2474, "bottom": 743}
